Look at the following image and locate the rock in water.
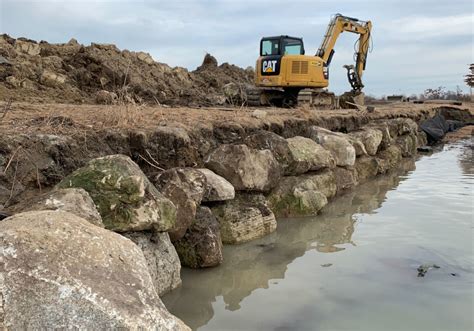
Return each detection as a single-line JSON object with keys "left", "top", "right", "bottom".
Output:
{"left": 196, "top": 168, "right": 235, "bottom": 202}
{"left": 211, "top": 193, "right": 277, "bottom": 244}
{"left": 267, "top": 169, "right": 336, "bottom": 217}
{"left": 204, "top": 144, "right": 281, "bottom": 192}
{"left": 354, "top": 156, "right": 379, "bottom": 182}
{"left": 417, "top": 264, "right": 440, "bottom": 277}
{"left": 174, "top": 206, "right": 224, "bottom": 268}
{"left": 307, "top": 127, "right": 356, "bottom": 167}
{"left": 153, "top": 168, "right": 206, "bottom": 241}
{"left": 57, "top": 154, "right": 176, "bottom": 233}
{"left": 0, "top": 210, "right": 189, "bottom": 330}
{"left": 124, "top": 231, "right": 182, "bottom": 296}
{"left": 10, "top": 188, "right": 103, "bottom": 227}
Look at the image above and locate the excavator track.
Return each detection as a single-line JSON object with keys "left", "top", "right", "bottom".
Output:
{"left": 297, "top": 89, "right": 337, "bottom": 109}
{"left": 246, "top": 88, "right": 263, "bottom": 106}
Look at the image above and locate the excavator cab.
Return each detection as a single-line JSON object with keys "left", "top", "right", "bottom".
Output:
{"left": 259, "top": 36, "right": 304, "bottom": 76}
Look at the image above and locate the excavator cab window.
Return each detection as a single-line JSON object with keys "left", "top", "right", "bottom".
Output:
{"left": 260, "top": 36, "right": 305, "bottom": 56}
{"left": 282, "top": 38, "right": 304, "bottom": 55}
{"left": 261, "top": 39, "right": 280, "bottom": 56}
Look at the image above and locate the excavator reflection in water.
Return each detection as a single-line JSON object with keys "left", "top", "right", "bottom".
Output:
{"left": 248, "top": 14, "right": 372, "bottom": 108}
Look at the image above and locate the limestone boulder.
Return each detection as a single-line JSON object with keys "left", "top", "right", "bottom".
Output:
{"left": 204, "top": 144, "right": 281, "bottom": 192}
{"left": 153, "top": 168, "right": 206, "bottom": 241}
{"left": 124, "top": 231, "right": 181, "bottom": 296}
{"left": 307, "top": 126, "right": 356, "bottom": 166}
{"left": 416, "top": 131, "right": 428, "bottom": 148}
{"left": 57, "top": 154, "right": 176, "bottom": 233}
{"left": 396, "top": 134, "right": 418, "bottom": 157}
{"left": 211, "top": 193, "right": 276, "bottom": 244}
{"left": 376, "top": 145, "right": 402, "bottom": 174}
{"left": 354, "top": 156, "right": 379, "bottom": 182}
{"left": 197, "top": 168, "right": 235, "bottom": 202}
{"left": 348, "top": 136, "right": 368, "bottom": 157}
{"left": 368, "top": 122, "right": 393, "bottom": 150}
{"left": 243, "top": 131, "right": 292, "bottom": 173}
{"left": 286, "top": 136, "right": 335, "bottom": 173}
{"left": 267, "top": 169, "right": 336, "bottom": 217}
{"left": 333, "top": 167, "right": 359, "bottom": 192}
{"left": 387, "top": 118, "right": 418, "bottom": 138}
{"left": 11, "top": 188, "right": 103, "bottom": 227}
{"left": 174, "top": 206, "right": 223, "bottom": 268}
{"left": 0, "top": 211, "right": 189, "bottom": 330}
{"left": 244, "top": 131, "right": 334, "bottom": 175}
{"left": 349, "top": 128, "right": 383, "bottom": 156}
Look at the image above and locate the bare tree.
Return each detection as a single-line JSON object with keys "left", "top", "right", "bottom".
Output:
{"left": 465, "top": 63, "right": 474, "bottom": 101}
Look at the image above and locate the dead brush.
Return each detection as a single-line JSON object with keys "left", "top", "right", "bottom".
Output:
{"left": 97, "top": 86, "right": 146, "bottom": 128}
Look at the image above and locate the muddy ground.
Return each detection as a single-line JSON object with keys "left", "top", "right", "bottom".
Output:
{"left": 0, "top": 34, "right": 253, "bottom": 106}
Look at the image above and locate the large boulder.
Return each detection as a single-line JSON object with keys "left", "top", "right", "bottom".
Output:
{"left": 267, "top": 169, "right": 336, "bottom": 217}
{"left": 307, "top": 127, "right": 356, "bottom": 166}
{"left": 244, "top": 131, "right": 334, "bottom": 175}
{"left": 211, "top": 193, "right": 277, "bottom": 244}
{"left": 243, "top": 131, "right": 292, "bottom": 173}
{"left": 173, "top": 206, "right": 223, "bottom": 268}
{"left": 376, "top": 145, "right": 402, "bottom": 174}
{"left": 333, "top": 166, "right": 359, "bottom": 192}
{"left": 369, "top": 122, "right": 393, "bottom": 150}
{"left": 124, "top": 231, "right": 181, "bottom": 296}
{"left": 196, "top": 168, "right": 235, "bottom": 202}
{"left": 396, "top": 134, "right": 418, "bottom": 157}
{"left": 349, "top": 128, "right": 383, "bottom": 156}
{"left": 57, "top": 155, "right": 176, "bottom": 233}
{"left": 204, "top": 144, "right": 281, "bottom": 192}
{"left": 10, "top": 188, "right": 103, "bottom": 227}
{"left": 387, "top": 118, "right": 418, "bottom": 138}
{"left": 285, "top": 136, "right": 335, "bottom": 173}
{"left": 153, "top": 168, "right": 206, "bottom": 241}
{"left": 0, "top": 211, "right": 189, "bottom": 330}
{"left": 354, "top": 156, "right": 379, "bottom": 182}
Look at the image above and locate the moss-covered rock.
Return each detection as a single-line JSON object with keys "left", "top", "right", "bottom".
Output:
{"left": 267, "top": 169, "right": 336, "bottom": 217}
{"left": 57, "top": 154, "right": 176, "bottom": 232}
{"left": 174, "top": 206, "right": 223, "bottom": 268}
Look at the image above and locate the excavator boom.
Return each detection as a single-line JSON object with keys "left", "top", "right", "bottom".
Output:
{"left": 317, "top": 14, "right": 372, "bottom": 91}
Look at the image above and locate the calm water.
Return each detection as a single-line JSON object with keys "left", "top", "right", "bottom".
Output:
{"left": 163, "top": 139, "right": 473, "bottom": 331}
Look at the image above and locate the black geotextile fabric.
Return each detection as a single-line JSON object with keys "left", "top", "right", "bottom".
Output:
{"left": 0, "top": 211, "right": 10, "bottom": 220}
{"left": 420, "top": 113, "right": 463, "bottom": 143}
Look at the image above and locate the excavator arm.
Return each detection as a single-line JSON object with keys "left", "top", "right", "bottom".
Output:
{"left": 316, "top": 14, "right": 372, "bottom": 91}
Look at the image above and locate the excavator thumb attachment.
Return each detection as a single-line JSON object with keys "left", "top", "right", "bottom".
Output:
{"left": 343, "top": 64, "right": 364, "bottom": 92}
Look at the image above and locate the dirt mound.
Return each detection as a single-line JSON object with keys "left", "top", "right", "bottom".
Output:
{"left": 0, "top": 34, "right": 254, "bottom": 106}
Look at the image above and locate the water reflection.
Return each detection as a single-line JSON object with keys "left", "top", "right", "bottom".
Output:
{"left": 163, "top": 159, "right": 416, "bottom": 330}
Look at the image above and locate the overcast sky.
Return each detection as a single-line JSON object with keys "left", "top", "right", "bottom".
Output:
{"left": 1, "top": 0, "right": 473, "bottom": 96}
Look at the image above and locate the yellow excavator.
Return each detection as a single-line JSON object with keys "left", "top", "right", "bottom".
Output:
{"left": 247, "top": 14, "right": 372, "bottom": 108}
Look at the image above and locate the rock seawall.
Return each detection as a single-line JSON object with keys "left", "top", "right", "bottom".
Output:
{"left": 0, "top": 104, "right": 472, "bottom": 328}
